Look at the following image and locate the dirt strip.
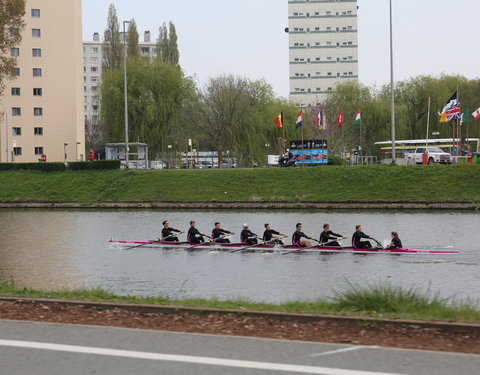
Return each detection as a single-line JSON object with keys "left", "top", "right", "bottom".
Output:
{"left": 0, "top": 298, "right": 479, "bottom": 354}
{"left": 0, "top": 201, "right": 478, "bottom": 210}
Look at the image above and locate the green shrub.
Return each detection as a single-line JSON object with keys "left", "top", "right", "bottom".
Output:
{"left": 68, "top": 160, "right": 121, "bottom": 170}
{"left": 0, "top": 162, "right": 65, "bottom": 172}
{"left": 327, "top": 155, "right": 347, "bottom": 165}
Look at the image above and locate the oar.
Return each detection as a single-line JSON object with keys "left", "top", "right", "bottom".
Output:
{"left": 230, "top": 237, "right": 267, "bottom": 253}
{"left": 282, "top": 238, "right": 324, "bottom": 255}
{"left": 185, "top": 234, "right": 228, "bottom": 251}
{"left": 123, "top": 240, "right": 159, "bottom": 251}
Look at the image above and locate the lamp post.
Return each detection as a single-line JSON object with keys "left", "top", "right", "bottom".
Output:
{"left": 389, "top": 0, "right": 396, "bottom": 164}
{"left": 76, "top": 141, "right": 81, "bottom": 161}
{"left": 123, "top": 20, "right": 130, "bottom": 167}
{"left": 167, "top": 144, "right": 172, "bottom": 169}
{"left": 0, "top": 102, "right": 8, "bottom": 162}
{"left": 64, "top": 142, "right": 69, "bottom": 165}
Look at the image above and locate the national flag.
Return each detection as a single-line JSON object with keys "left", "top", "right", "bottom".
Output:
{"left": 354, "top": 109, "right": 361, "bottom": 126}
{"left": 275, "top": 112, "right": 283, "bottom": 128}
{"left": 439, "top": 112, "right": 448, "bottom": 123}
{"left": 336, "top": 111, "right": 343, "bottom": 127}
{"left": 296, "top": 112, "right": 303, "bottom": 129}
{"left": 460, "top": 109, "right": 469, "bottom": 126}
{"left": 439, "top": 91, "right": 461, "bottom": 122}
{"left": 473, "top": 107, "right": 480, "bottom": 120}
{"left": 316, "top": 110, "right": 323, "bottom": 130}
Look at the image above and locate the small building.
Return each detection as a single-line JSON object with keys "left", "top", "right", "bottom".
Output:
{"left": 105, "top": 143, "right": 149, "bottom": 169}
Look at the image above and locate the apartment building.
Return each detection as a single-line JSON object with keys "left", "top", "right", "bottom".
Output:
{"left": 288, "top": 0, "right": 359, "bottom": 107}
{"left": 0, "top": 0, "right": 85, "bottom": 162}
{"left": 83, "top": 31, "right": 157, "bottom": 124}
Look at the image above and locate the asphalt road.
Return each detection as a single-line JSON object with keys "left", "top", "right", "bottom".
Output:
{"left": 0, "top": 320, "right": 478, "bottom": 375}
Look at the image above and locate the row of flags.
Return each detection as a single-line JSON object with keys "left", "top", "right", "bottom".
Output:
{"left": 275, "top": 110, "right": 362, "bottom": 129}
{"left": 438, "top": 91, "right": 480, "bottom": 125}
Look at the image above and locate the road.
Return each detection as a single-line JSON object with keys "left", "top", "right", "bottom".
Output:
{"left": 0, "top": 320, "right": 478, "bottom": 375}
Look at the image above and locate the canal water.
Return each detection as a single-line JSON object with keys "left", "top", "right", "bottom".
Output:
{"left": 0, "top": 209, "right": 478, "bottom": 305}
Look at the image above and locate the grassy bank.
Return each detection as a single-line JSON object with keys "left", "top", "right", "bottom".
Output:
{"left": 0, "top": 165, "right": 479, "bottom": 204}
{"left": 1, "top": 282, "right": 479, "bottom": 323}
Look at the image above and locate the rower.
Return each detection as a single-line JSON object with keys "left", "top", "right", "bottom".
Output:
{"left": 211, "top": 222, "right": 235, "bottom": 243}
{"left": 292, "top": 223, "right": 313, "bottom": 247}
{"left": 351, "top": 225, "right": 379, "bottom": 249}
{"left": 240, "top": 224, "right": 258, "bottom": 245}
{"left": 384, "top": 231, "right": 403, "bottom": 249}
{"left": 161, "top": 220, "right": 182, "bottom": 242}
{"left": 187, "top": 220, "right": 207, "bottom": 244}
{"left": 319, "top": 223, "right": 345, "bottom": 247}
{"left": 263, "top": 223, "right": 287, "bottom": 245}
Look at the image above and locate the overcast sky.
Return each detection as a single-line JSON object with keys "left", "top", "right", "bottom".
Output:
{"left": 83, "top": 0, "right": 480, "bottom": 98}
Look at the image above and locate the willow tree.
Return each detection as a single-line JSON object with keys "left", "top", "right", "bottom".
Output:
{"left": 0, "top": 0, "right": 25, "bottom": 95}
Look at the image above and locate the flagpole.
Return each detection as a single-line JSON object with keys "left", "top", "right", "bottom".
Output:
{"left": 425, "top": 97, "right": 431, "bottom": 147}
{"left": 389, "top": 0, "right": 396, "bottom": 165}
{"left": 457, "top": 86, "right": 460, "bottom": 159}
{"left": 301, "top": 125, "right": 304, "bottom": 167}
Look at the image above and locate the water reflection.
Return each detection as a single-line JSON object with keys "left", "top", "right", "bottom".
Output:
{"left": 0, "top": 209, "right": 478, "bottom": 305}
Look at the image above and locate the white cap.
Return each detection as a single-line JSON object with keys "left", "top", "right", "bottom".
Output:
{"left": 243, "top": 223, "right": 248, "bottom": 227}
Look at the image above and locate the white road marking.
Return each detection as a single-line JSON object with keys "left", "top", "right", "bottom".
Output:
{"left": 311, "top": 346, "right": 379, "bottom": 357}
{"left": 0, "top": 339, "right": 405, "bottom": 375}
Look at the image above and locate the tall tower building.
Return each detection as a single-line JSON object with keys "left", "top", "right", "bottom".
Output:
{"left": 288, "top": 0, "right": 359, "bottom": 107}
{"left": 0, "top": 0, "right": 85, "bottom": 162}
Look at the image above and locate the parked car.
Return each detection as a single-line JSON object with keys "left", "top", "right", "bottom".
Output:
{"left": 405, "top": 147, "right": 451, "bottom": 164}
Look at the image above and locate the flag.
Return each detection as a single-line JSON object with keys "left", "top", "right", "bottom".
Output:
{"left": 354, "top": 109, "right": 361, "bottom": 126}
{"left": 316, "top": 110, "right": 324, "bottom": 130}
{"left": 439, "top": 112, "right": 448, "bottom": 123}
{"left": 439, "top": 91, "right": 461, "bottom": 122}
{"left": 473, "top": 107, "right": 480, "bottom": 120}
{"left": 336, "top": 111, "right": 343, "bottom": 127}
{"left": 296, "top": 112, "right": 303, "bottom": 129}
{"left": 275, "top": 112, "right": 283, "bottom": 128}
{"left": 460, "top": 109, "right": 469, "bottom": 126}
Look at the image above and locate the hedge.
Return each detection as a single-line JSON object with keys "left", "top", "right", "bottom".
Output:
{"left": 0, "top": 160, "right": 121, "bottom": 172}
{"left": 68, "top": 160, "right": 121, "bottom": 170}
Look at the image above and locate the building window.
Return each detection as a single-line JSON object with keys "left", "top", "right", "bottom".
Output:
{"left": 35, "top": 147, "right": 44, "bottom": 155}
{"left": 11, "top": 87, "right": 20, "bottom": 96}
{"left": 33, "top": 88, "right": 42, "bottom": 96}
{"left": 31, "top": 9, "right": 40, "bottom": 17}
{"left": 9, "top": 28, "right": 19, "bottom": 37}
{"left": 13, "top": 147, "right": 22, "bottom": 156}
{"left": 34, "top": 127, "right": 43, "bottom": 136}
{"left": 32, "top": 29, "right": 41, "bottom": 37}
{"left": 34, "top": 107, "right": 43, "bottom": 116}
{"left": 90, "top": 57, "right": 98, "bottom": 63}
{"left": 91, "top": 76, "right": 98, "bottom": 83}
{"left": 32, "top": 48, "right": 42, "bottom": 57}
{"left": 33, "top": 68, "right": 42, "bottom": 77}
{"left": 91, "top": 66, "right": 98, "bottom": 73}
{"left": 12, "top": 107, "right": 21, "bottom": 116}
{"left": 14, "top": 68, "right": 20, "bottom": 76}
{"left": 91, "top": 86, "right": 98, "bottom": 92}
{"left": 10, "top": 48, "right": 19, "bottom": 57}
{"left": 12, "top": 127, "right": 22, "bottom": 136}
{"left": 91, "top": 47, "right": 98, "bottom": 54}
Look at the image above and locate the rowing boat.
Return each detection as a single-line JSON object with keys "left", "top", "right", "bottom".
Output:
{"left": 108, "top": 240, "right": 459, "bottom": 254}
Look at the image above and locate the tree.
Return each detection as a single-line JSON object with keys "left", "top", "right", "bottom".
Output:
{"left": 168, "top": 22, "right": 179, "bottom": 66}
{"left": 0, "top": 0, "right": 25, "bottom": 95}
{"left": 126, "top": 19, "right": 140, "bottom": 58}
{"left": 85, "top": 117, "right": 104, "bottom": 153}
{"left": 157, "top": 21, "right": 180, "bottom": 66}
{"left": 102, "top": 4, "right": 123, "bottom": 71}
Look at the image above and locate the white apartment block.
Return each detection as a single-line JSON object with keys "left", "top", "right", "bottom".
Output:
{"left": 288, "top": 0, "right": 359, "bottom": 107}
{"left": 83, "top": 31, "right": 158, "bottom": 124}
{"left": 1, "top": 0, "right": 85, "bottom": 163}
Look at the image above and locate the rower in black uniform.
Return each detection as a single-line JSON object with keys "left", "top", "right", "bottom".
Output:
{"left": 384, "top": 231, "right": 403, "bottom": 249}
{"left": 351, "top": 225, "right": 379, "bottom": 249}
{"left": 319, "top": 223, "right": 345, "bottom": 247}
{"left": 292, "top": 223, "right": 313, "bottom": 247}
{"left": 187, "top": 220, "right": 207, "bottom": 244}
{"left": 240, "top": 224, "right": 258, "bottom": 245}
{"left": 161, "top": 220, "right": 182, "bottom": 242}
{"left": 263, "top": 224, "right": 287, "bottom": 245}
{"left": 211, "top": 222, "right": 235, "bottom": 243}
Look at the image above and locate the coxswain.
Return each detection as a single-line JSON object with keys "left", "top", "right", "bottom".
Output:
{"left": 292, "top": 223, "right": 313, "bottom": 247}
{"left": 161, "top": 220, "right": 182, "bottom": 242}
{"left": 187, "top": 220, "right": 207, "bottom": 244}
{"left": 351, "top": 225, "right": 379, "bottom": 249}
{"left": 211, "top": 222, "right": 235, "bottom": 243}
{"left": 384, "top": 231, "right": 403, "bottom": 250}
{"left": 263, "top": 224, "right": 287, "bottom": 245}
{"left": 319, "top": 223, "right": 345, "bottom": 247}
{"left": 240, "top": 224, "right": 258, "bottom": 245}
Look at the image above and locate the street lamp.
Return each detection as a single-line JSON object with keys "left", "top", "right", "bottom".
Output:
{"left": 64, "top": 142, "right": 69, "bottom": 165}
{"left": 389, "top": 0, "right": 396, "bottom": 164}
{"left": 123, "top": 20, "right": 130, "bottom": 167}
{"left": 76, "top": 141, "right": 81, "bottom": 161}
{"left": 167, "top": 144, "right": 172, "bottom": 169}
{"left": 0, "top": 102, "right": 8, "bottom": 162}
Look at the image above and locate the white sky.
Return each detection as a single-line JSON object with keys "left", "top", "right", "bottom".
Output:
{"left": 83, "top": 0, "right": 480, "bottom": 98}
